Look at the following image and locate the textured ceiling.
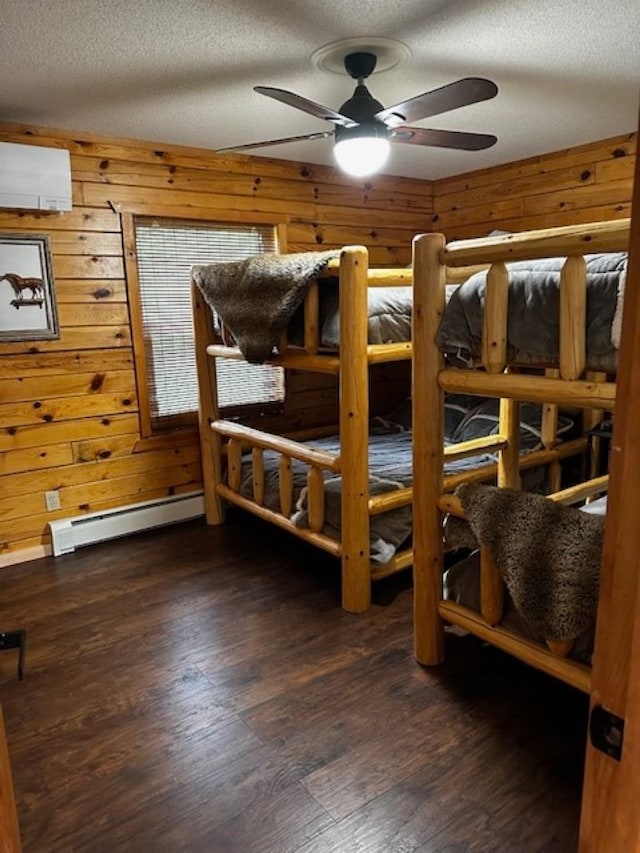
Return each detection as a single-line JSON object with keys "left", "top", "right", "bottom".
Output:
{"left": 1, "top": 0, "right": 638, "bottom": 180}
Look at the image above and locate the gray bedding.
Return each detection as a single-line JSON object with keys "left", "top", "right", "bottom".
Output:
{"left": 312, "top": 282, "right": 412, "bottom": 348}
{"left": 239, "top": 431, "right": 410, "bottom": 564}
{"left": 438, "top": 253, "right": 627, "bottom": 371}
{"left": 238, "top": 394, "right": 564, "bottom": 565}
{"left": 198, "top": 249, "right": 626, "bottom": 362}
{"left": 239, "top": 428, "right": 495, "bottom": 565}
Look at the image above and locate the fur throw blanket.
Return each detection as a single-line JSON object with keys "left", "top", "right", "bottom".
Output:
{"left": 452, "top": 483, "right": 605, "bottom": 641}
{"left": 192, "top": 250, "right": 338, "bottom": 363}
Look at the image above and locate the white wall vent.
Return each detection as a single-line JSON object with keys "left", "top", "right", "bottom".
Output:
{"left": 48, "top": 491, "right": 205, "bottom": 557}
{"left": 0, "top": 142, "right": 72, "bottom": 211}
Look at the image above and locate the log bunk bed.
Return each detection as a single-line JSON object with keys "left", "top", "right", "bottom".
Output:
{"left": 192, "top": 246, "right": 416, "bottom": 614}
{"left": 412, "top": 218, "right": 630, "bottom": 693}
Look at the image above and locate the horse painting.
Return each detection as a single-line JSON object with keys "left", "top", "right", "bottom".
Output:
{"left": 1, "top": 272, "right": 45, "bottom": 301}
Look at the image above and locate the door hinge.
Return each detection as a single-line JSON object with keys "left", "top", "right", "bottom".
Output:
{"left": 589, "top": 704, "right": 625, "bottom": 761}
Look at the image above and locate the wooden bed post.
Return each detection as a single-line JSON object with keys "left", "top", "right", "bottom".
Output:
{"left": 479, "top": 395, "right": 519, "bottom": 627}
{"left": 497, "top": 396, "right": 521, "bottom": 489}
{"left": 191, "top": 281, "right": 225, "bottom": 525}
{"left": 412, "top": 233, "right": 446, "bottom": 665}
{"left": 339, "top": 246, "right": 371, "bottom": 613}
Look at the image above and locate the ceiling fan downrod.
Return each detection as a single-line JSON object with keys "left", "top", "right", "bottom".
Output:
{"left": 339, "top": 52, "right": 387, "bottom": 124}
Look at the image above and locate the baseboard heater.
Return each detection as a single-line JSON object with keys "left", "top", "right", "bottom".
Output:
{"left": 49, "top": 491, "right": 205, "bottom": 557}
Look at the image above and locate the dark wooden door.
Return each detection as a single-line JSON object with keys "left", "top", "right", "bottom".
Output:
{"left": 579, "top": 114, "right": 640, "bottom": 851}
{"left": 0, "top": 706, "right": 21, "bottom": 853}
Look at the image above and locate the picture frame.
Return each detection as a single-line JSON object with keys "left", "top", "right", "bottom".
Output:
{"left": 0, "top": 233, "right": 59, "bottom": 341}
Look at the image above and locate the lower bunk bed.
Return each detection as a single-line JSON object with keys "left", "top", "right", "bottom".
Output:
{"left": 412, "top": 218, "right": 630, "bottom": 691}
{"left": 191, "top": 245, "right": 415, "bottom": 614}
{"left": 191, "top": 242, "right": 586, "bottom": 614}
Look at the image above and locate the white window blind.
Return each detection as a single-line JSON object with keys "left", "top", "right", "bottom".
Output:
{"left": 134, "top": 218, "right": 284, "bottom": 430}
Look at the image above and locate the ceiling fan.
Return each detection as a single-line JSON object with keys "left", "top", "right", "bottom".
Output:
{"left": 218, "top": 51, "right": 498, "bottom": 177}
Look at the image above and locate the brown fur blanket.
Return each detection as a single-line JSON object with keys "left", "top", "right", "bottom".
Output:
{"left": 192, "top": 250, "right": 338, "bottom": 363}
{"left": 453, "top": 483, "right": 605, "bottom": 641}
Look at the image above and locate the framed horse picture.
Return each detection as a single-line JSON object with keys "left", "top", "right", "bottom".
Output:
{"left": 0, "top": 233, "right": 59, "bottom": 341}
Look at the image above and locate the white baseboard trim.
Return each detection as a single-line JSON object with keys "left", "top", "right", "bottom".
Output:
{"left": 48, "top": 491, "right": 205, "bottom": 557}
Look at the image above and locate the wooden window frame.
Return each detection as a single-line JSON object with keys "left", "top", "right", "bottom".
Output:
{"left": 119, "top": 203, "right": 288, "bottom": 437}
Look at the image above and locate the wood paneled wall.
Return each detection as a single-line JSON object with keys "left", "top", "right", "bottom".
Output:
{"left": 0, "top": 122, "right": 431, "bottom": 564}
{"left": 432, "top": 132, "right": 636, "bottom": 239}
{"left": 0, "top": 123, "right": 635, "bottom": 565}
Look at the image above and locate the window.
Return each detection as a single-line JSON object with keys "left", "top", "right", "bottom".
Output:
{"left": 131, "top": 217, "right": 284, "bottom": 432}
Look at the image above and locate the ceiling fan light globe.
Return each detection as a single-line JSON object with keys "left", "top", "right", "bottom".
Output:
{"left": 333, "top": 137, "right": 390, "bottom": 177}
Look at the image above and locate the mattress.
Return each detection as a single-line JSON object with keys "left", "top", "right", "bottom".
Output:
{"left": 319, "top": 284, "right": 412, "bottom": 347}
{"left": 289, "top": 282, "right": 413, "bottom": 349}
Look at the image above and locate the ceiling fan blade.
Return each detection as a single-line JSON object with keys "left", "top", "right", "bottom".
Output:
{"left": 391, "top": 126, "right": 497, "bottom": 151}
{"left": 254, "top": 86, "right": 357, "bottom": 127}
{"left": 376, "top": 78, "right": 498, "bottom": 127}
{"left": 217, "top": 130, "right": 334, "bottom": 153}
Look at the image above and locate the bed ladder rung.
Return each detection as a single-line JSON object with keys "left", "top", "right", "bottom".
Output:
{"left": 227, "top": 439, "right": 242, "bottom": 493}
{"left": 304, "top": 279, "right": 320, "bottom": 354}
{"left": 497, "top": 397, "right": 521, "bottom": 489}
{"left": 438, "top": 493, "right": 464, "bottom": 517}
{"left": 548, "top": 460, "right": 562, "bottom": 493}
{"left": 583, "top": 371, "right": 608, "bottom": 481}
{"left": 546, "top": 639, "right": 573, "bottom": 657}
{"left": 252, "top": 447, "right": 265, "bottom": 506}
{"left": 480, "top": 545, "right": 504, "bottom": 626}
{"left": 443, "top": 433, "right": 507, "bottom": 461}
{"left": 559, "top": 255, "right": 587, "bottom": 380}
{"left": 279, "top": 456, "right": 293, "bottom": 517}
{"left": 548, "top": 474, "right": 609, "bottom": 505}
{"left": 278, "top": 329, "right": 289, "bottom": 354}
{"left": 541, "top": 369, "right": 560, "bottom": 450}
{"left": 481, "top": 261, "right": 509, "bottom": 374}
{"left": 307, "top": 466, "right": 325, "bottom": 533}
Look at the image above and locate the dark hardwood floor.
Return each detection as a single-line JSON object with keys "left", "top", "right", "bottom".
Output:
{"left": 0, "top": 511, "right": 587, "bottom": 852}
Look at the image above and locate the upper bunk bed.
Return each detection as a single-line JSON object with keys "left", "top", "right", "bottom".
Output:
{"left": 411, "top": 218, "right": 630, "bottom": 693}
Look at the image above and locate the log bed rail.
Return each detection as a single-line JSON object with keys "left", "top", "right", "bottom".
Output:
{"left": 412, "top": 219, "right": 630, "bottom": 692}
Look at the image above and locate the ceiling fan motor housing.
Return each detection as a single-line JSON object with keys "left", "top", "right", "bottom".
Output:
{"left": 339, "top": 84, "right": 386, "bottom": 123}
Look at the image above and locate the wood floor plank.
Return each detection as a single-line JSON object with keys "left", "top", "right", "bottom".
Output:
{"left": 0, "top": 513, "right": 586, "bottom": 852}
{"left": 198, "top": 783, "right": 335, "bottom": 853}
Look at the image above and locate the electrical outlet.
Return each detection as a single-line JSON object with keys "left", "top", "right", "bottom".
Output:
{"left": 45, "top": 490, "right": 61, "bottom": 511}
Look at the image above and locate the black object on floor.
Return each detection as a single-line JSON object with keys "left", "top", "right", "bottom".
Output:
{"left": 0, "top": 630, "right": 26, "bottom": 680}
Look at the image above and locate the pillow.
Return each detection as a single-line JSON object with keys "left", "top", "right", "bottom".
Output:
{"left": 374, "top": 397, "right": 412, "bottom": 432}
{"left": 452, "top": 399, "right": 573, "bottom": 451}
{"left": 444, "top": 394, "right": 484, "bottom": 442}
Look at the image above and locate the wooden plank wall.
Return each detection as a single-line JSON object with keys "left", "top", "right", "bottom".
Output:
{"left": 0, "top": 124, "right": 635, "bottom": 565}
{"left": 432, "top": 132, "right": 636, "bottom": 239}
{"left": 0, "top": 122, "right": 431, "bottom": 564}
